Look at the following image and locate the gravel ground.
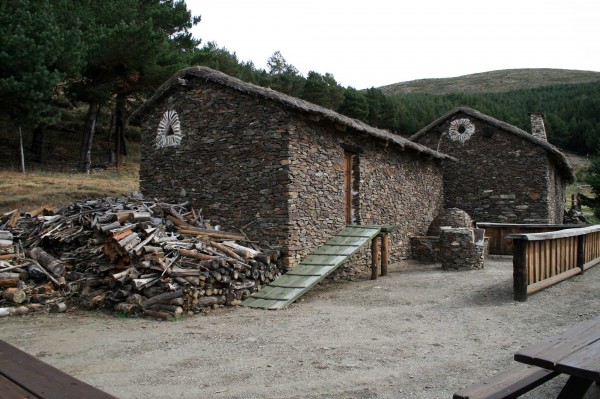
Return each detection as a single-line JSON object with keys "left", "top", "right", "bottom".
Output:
{"left": 2, "top": 256, "right": 600, "bottom": 399}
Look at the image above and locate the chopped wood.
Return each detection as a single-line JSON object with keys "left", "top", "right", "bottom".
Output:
{"left": 128, "top": 212, "right": 152, "bottom": 223}
{"left": 28, "top": 247, "right": 65, "bottom": 277}
{"left": 179, "top": 228, "right": 245, "bottom": 240}
{"left": 143, "top": 309, "right": 173, "bottom": 320}
{"left": 0, "top": 272, "right": 20, "bottom": 288}
{"left": 0, "top": 231, "right": 13, "bottom": 241}
{"left": 49, "top": 302, "right": 67, "bottom": 313}
{"left": 1, "top": 194, "right": 283, "bottom": 319}
{"left": 114, "top": 302, "right": 140, "bottom": 315}
{"left": 144, "top": 290, "right": 183, "bottom": 307}
{"left": 210, "top": 241, "right": 243, "bottom": 260}
{"left": 222, "top": 241, "right": 261, "bottom": 258}
{"left": 3, "top": 288, "right": 27, "bottom": 304}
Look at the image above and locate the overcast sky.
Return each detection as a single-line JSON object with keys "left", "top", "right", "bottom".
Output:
{"left": 188, "top": 0, "right": 599, "bottom": 89}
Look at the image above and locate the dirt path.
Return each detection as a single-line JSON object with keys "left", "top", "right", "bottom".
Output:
{"left": 2, "top": 256, "right": 600, "bottom": 399}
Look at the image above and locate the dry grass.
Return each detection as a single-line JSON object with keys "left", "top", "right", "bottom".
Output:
{"left": 379, "top": 68, "right": 600, "bottom": 95}
{"left": 0, "top": 163, "right": 139, "bottom": 213}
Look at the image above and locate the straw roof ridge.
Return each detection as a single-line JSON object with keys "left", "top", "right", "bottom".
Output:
{"left": 409, "top": 106, "right": 575, "bottom": 182}
{"left": 130, "top": 66, "right": 455, "bottom": 161}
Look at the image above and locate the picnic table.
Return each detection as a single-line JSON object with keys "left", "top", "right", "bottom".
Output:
{"left": 0, "top": 339, "right": 117, "bottom": 399}
{"left": 454, "top": 315, "right": 600, "bottom": 399}
{"left": 514, "top": 315, "right": 600, "bottom": 398}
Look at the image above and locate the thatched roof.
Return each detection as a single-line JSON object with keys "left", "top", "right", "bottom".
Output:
{"left": 409, "top": 107, "right": 575, "bottom": 182}
{"left": 130, "top": 66, "right": 454, "bottom": 162}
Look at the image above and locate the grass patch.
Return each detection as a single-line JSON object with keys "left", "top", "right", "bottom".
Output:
{"left": 0, "top": 164, "right": 139, "bottom": 213}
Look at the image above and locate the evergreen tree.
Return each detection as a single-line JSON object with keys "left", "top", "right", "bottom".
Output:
{"left": 265, "top": 51, "right": 304, "bottom": 97}
{"left": 69, "top": 0, "right": 200, "bottom": 172}
{"left": 338, "top": 88, "right": 369, "bottom": 121}
{"left": 0, "top": 0, "right": 83, "bottom": 126}
{"left": 300, "top": 71, "right": 344, "bottom": 110}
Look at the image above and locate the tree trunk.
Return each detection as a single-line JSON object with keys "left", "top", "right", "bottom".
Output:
{"left": 114, "top": 93, "right": 127, "bottom": 168}
{"left": 78, "top": 101, "right": 100, "bottom": 173}
{"left": 30, "top": 125, "right": 46, "bottom": 164}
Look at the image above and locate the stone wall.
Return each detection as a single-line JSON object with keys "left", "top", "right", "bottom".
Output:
{"left": 414, "top": 111, "right": 561, "bottom": 224}
{"left": 139, "top": 77, "right": 445, "bottom": 271}
{"left": 139, "top": 80, "right": 292, "bottom": 254}
{"left": 287, "top": 122, "right": 445, "bottom": 269}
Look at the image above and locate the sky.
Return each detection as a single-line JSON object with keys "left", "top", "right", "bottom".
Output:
{"left": 188, "top": 0, "right": 600, "bottom": 89}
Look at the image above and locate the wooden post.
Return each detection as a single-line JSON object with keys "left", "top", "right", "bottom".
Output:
{"left": 371, "top": 236, "right": 380, "bottom": 280}
{"left": 513, "top": 239, "right": 528, "bottom": 302}
{"left": 381, "top": 233, "right": 389, "bottom": 276}
{"left": 19, "top": 126, "right": 25, "bottom": 174}
{"left": 577, "top": 234, "right": 584, "bottom": 275}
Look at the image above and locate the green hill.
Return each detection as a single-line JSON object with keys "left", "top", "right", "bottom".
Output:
{"left": 378, "top": 69, "right": 600, "bottom": 95}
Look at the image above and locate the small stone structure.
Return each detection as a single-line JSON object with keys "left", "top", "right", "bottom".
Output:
{"left": 427, "top": 207, "right": 473, "bottom": 235}
{"left": 438, "top": 228, "right": 485, "bottom": 271}
{"left": 130, "top": 67, "right": 452, "bottom": 271}
{"left": 411, "top": 208, "right": 487, "bottom": 268}
{"left": 410, "top": 107, "right": 575, "bottom": 224}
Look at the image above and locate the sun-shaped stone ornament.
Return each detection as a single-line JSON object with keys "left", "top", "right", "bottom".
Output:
{"left": 156, "top": 110, "right": 182, "bottom": 149}
{"left": 447, "top": 118, "right": 476, "bottom": 143}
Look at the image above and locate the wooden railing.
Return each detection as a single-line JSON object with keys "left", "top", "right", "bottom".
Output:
{"left": 507, "top": 225, "right": 600, "bottom": 301}
{"left": 476, "top": 223, "right": 581, "bottom": 255}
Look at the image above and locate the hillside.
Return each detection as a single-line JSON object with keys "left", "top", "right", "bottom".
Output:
{"left": 378, "top": 68, "right": 600, "bottom": 95}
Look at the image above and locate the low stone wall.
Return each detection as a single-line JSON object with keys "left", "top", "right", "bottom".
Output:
{"left": 439, "top": 227, "right": 484, "bottom": 271}
{"left": 410, "top": 236, "right": 439, "bottom": 263}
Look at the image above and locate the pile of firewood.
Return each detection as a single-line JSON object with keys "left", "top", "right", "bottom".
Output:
{"left": 0, "top": 195, "right": 282, "bottom": 319}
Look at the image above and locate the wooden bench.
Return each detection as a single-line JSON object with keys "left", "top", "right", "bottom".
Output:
{"left": 0, "top": 339, "right": 117, "bottom": 399}
{"left": 453, "top": 364, "right": 559, "bottom": 399}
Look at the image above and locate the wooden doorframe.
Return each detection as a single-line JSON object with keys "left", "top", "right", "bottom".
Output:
{"left": 344, "top": 152, "right": 353, "bottom": 224}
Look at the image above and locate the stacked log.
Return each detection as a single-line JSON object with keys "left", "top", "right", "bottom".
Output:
{"left": 0, "top": 195, "right": 282, "bottom": 319}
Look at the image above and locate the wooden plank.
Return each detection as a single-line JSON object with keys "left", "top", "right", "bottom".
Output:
{"left": 506, "top": 225, "right": 600, "bottom": 241}
{"left": 545, "top": 240, "right": 551, "bottom": 278}
{"left": 302, "top": 254, "right": 347, "bottom": 266}
{"left": 0, "top": 340, "right": 117, "bottom": 399}
{"left": 0, "top": 373, "right": 41, "bottom": 399}
{"left": 242, "top": 225, "right": 384, "bottom": 309}
{"left": 327, "top": 236, "right": 367, "bottom": 246}
{"left": 515, "top": 317, "right": 600, "bottom": 369}
{"left": 527, "top": 267, "right": 581, "bottom": 295}
{"left": 269, "top": 275, "right": 321, "bottom": 288}
{"left": 336, "top": 229, "right": 381, "bottom": 238}
{"left": 287, "top": 265, "right": 337, "bottom": 276}
{"left": 248, "top": 286, "right": 303, "bottom": 301}
{"left": 453, "top": 364, "right": 558, "bottom": 399}
{"left": 313, "top": 244, "right": 358, "bottom": 256}
{"left": 555, "top": 338, "right": 600, "bottom": 381}
{"left": 242, "top": 297, "right": 284, "bottom": 309}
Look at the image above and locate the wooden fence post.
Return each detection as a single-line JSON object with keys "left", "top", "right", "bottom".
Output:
{"left": 513, "top": 239, "right": 528, "bottom": 302}
{"left": 577, "top": 234, "right": 584, "bottom": 275}
{"left": 381, "top": 233, "right": 389, "bottom": 276}
{"left": 371, "top": 236, "right": 380, "bottom": 280}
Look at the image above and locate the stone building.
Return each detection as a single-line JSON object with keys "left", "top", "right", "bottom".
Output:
{"left": 130, "top": 66, "right": 453, "bottom": 268}
{"left": 410, "top": 107, "right": 575, "bottom": 224}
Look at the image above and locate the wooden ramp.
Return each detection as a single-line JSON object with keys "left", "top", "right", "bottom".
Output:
{"left": 242, "top": 225, "right": 382, "bottom": 310}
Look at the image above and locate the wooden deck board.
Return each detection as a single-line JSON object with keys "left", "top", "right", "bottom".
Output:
{"left": 242, "top": 225, "right": 383, "bottom": 309}
{"left": 0, "top": 340, "right": 117, "bottom": 399}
